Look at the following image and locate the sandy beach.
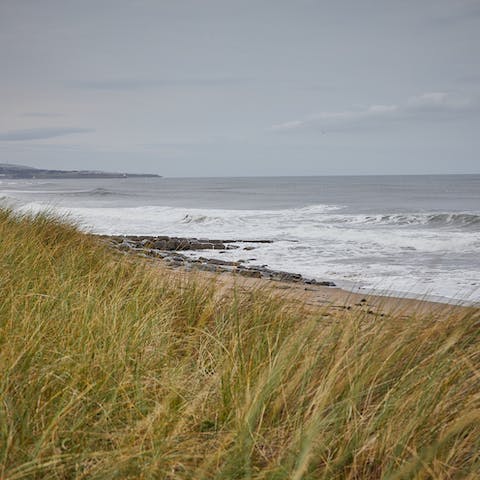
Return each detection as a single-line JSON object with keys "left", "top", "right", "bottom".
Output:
{"left": 132, "top": 247, "right": 475, "bottom": 324}
{"left": 166, "top": 264, "right": 474, "bottom": 319}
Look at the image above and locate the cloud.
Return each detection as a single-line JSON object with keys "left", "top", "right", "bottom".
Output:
{"left": 74, "top": 76, "right": 249, "bottom": 91}
{"left": 271, "top": 104, "right": 399, "bottom": 132}
{"left": 0, "top": 127, "right": 94, "bottom": 141}
{"left": 406, "top": 92, "right": 475, "bottom": 112}
{"left": 457, "top": 73, "right": 480, "bottom": 84}
{"left": 428, "top": 1, "right": 480, "bottom": 26}
{"left": 270, "top": 92, "right": 478, "bottom": 133}
{"left": 22, "top": 112, "right": 66, "bottom": 118}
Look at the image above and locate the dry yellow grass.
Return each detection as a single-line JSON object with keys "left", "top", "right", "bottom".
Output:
{"left": 0, "top": 208, "right": 479, "bottom": 479}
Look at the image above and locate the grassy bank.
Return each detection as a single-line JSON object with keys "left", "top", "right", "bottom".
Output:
{"left": 0, "top": 208, "right": 479, "bottom": 479}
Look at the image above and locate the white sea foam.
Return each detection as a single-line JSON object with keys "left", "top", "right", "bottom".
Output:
{"left": 16, "top": 201, "right": 480, "bottom": 304}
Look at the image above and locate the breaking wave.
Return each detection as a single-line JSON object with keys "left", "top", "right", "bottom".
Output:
{"left": 326, "top": 212, "right": 480, "bottom": 229}
{"left": 63, "top": 187, "right": 134, "bottom": 197}
{"left": 178, "top": 208, "right": 480, "bottom": 232}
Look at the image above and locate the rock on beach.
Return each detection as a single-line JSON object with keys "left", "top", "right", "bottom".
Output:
{"left": 102, "top": 234, "right": 336, "bottom": 287}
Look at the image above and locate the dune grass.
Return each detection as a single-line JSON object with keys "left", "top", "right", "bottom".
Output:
{"left": 0, "top": 208, "right": 479, "bottom": 479}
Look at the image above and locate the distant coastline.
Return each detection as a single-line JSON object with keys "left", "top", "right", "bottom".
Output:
{"left": 0, "top": 163, "right": 160, "bottom": 179}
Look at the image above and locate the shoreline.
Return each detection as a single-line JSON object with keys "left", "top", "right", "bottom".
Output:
{"left": 102, "top": 234, "right": 476, "bottom": 315}
{"left": 177, "top": 268, "right": 469, "bottom": 318}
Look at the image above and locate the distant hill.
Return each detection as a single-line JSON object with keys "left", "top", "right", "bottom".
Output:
{"left": 0, "top": 164, "right": 160, "bottom": 179}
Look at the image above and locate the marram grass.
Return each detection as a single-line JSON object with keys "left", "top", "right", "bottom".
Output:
{"left": 0, "top": 208, "right": 479, "bottom": 479}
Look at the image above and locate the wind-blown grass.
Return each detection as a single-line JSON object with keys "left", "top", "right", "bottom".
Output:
{"left": 0, "top": 208, "right": 479, "bottom": 479}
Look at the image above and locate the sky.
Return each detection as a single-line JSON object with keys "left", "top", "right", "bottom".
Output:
{"left": 1, "top": 0, "right": 480, "bottom": 177}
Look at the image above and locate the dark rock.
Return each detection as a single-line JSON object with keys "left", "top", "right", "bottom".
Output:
{"left": 105, "top": 234, "right": 337, "bottom": 289}
{"left": 202, "top": 264, "right": 219, "bottom": 273}
{"left": 207, "top": 239, "right": 226, "bottom": 245}
{"left": 153, "top": 240, "right": 167, "bottom": 249}
{"left": 238, "top": 269, "right": 262, "bottom": 278}
{"left": 199, "top": 257, "right": 239, "bottom": 267}
{"left": 271, "top": 271, "right": 303, "bottom": 282}
{"left": 316, "top": 281, "right": 336, "bottom": 287}
{"left": 118, "top": 241, "right": 132, "bottom": 252}
{"left": 237, "top": 239, "right": 273, "bottom": 244}
{"left": 176, "top": 239, "right": 192, "bottom": 250}
{"left": 165, "top": 240, "right": 178, "bottom": 250}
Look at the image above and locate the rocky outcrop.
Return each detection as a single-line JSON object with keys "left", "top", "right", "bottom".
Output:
{"left": 101, "top": 235, "right": 336, "bottom": 287}
{"left": 105, "top": 235, "right": 272, "bottom": 252}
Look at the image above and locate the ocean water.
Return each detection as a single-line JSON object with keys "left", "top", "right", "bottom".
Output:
{"left": 1, "top": 175, "right": 479, "bottom": 305}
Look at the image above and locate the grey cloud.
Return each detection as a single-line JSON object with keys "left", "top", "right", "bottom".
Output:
{"left": 74, "top": 76, "right": 250, "bottom": 91}
{"left": 429, "top": 1, "right": 480, "bottom": 26}
{"left": 0, "top": 127, "right": 95, "bottom": 141}
{"left": 270, "top": 92, "right": 479, "bottom": 133}
{"left": 456, "top": 74, "right": 480, "bottom": 86}
{"left": 22, "top": 112, "right": 66, "bottom": 118}
{"left": 1, "top": 0, "right": 479, "bottom": 175}
{"left": 406, "top": 92, "right": 475, "bottom": 112}
{"left": 457, "top": 73, "right": 480, "bottom": 84}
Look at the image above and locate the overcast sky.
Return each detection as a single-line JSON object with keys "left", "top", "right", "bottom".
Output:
{"left": 1, "top": 0, "right": 479, "bottom": 176}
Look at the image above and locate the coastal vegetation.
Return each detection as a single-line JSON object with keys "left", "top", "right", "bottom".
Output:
{"left": 0, "top": 208, "right": 479, "bottom": 479}
{"left": 0, "top": 163, "right": 160, "bottom": 179}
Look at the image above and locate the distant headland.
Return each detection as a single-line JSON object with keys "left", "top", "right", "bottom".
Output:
{"left": 0, "top": 163, "right": 161, "bottom": 179}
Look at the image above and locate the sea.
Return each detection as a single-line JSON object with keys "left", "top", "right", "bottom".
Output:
{"left": 1, "top": 175, "right": 479, "bottom": 305}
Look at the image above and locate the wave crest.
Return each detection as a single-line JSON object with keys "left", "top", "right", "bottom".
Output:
{"left": 334, "top": 212, "right": 480, "bottom": 229}
{"left": 65, "top": 188, "right": 133, "bottom": 197}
